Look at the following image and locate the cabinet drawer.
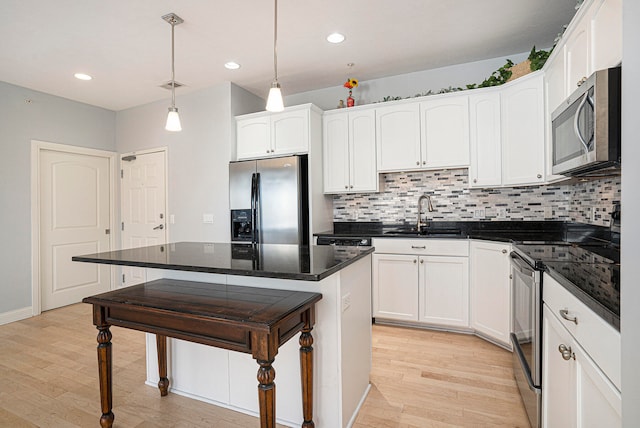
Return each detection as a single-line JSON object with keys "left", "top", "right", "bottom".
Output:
{"left": 543, "top": 273, "right": 620, "bottom": 390}
{"left": 372, "top": 238, "right": 469, "bottom": 256}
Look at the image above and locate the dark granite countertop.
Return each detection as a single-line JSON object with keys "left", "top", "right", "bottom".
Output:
{"left": 72, "top": 242, "right": 374, "bottom": 282}
{"left": 317, "top": 221, "right": 620, "bottom": 330}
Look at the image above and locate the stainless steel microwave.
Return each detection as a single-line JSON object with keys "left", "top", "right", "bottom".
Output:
{"left": 551, "top": 66, "right": 621, "bottom": 176}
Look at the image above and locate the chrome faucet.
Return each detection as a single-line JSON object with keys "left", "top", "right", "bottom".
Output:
{"left": 417, "top": 194, "right": 434, "bottom": 230}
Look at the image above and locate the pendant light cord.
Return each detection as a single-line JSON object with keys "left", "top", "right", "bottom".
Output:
{"left": 171, "top": 20, "right": 176, "bottom": 107}
{"left": 273, "top": 0, "right": 278, "bottom": 82}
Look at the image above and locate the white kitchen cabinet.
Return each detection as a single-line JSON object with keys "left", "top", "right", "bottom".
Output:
{"left": 469, "top": 240, "right": 511, "bottom": 347}
{"left": 419, "top": 96, "right": 470, "bottom": 169}
{"left": 372, "top": 253, "right": 419, "bottom": 321}
{"left": 372, "top": 238, "right": 469, "bottom": 328}
{"left": 501, "top": 72, "right": 545, "bottom": 186}
{"left": 591, "top": 0, "right": 622, "bottom": 72}
{"left": 323, "top": 109, "right": 377, "bottom": 193}
{"left": 469, "top": 92, "right": 502, "bottom": 187}
{"left": 418, "top": 255, "right": 469, "bottom": 328}
{"left": 376, "top": 102, "right": 421, "bottom": 172}
{"left": 543, "top": 52, "right": 568, "bottom": 184}
{"left": 236, "top": 104, "right": 320, "bottom": 160}
{"left": 565, "top": 15, "right": 590, "bottom": 95}
{"left": 542, "top": 305, "right": 621, "bottom": 428}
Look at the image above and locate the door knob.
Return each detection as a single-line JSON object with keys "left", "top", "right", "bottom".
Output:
{"left": 153, "top": 224, "right": 164, "bottom": 230}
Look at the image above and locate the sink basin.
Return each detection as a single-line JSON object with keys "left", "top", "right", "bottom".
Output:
{"left": 384, "top": 227, "right": 463, "bottom": 237}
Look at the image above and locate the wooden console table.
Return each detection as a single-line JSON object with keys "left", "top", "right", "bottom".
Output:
{"left": 82, "top": 278, "right": 322, "bottom": 428}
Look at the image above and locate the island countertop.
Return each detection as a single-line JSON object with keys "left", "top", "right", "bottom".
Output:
{"left": 72, "top": 241, "right": 374, "bottom": 281}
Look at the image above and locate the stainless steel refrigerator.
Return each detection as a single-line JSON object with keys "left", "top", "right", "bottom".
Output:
{"left": 229, "top": 155, "right": 309, "bottom": 245}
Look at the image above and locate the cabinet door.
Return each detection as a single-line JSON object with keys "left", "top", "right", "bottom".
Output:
{"left": 349, "top": 109, "right": 378, "bottom": 192}
{"left": 565, "top": 16, "right": 590, "bottom": 94}
{"left": 469, "top": 241, "right": 511, "bottom": 346}
{"left": 501, "top": 73, "right": 545, "bottom": 186}
{"left": 376, "top": 103, "right": 421, "bottom": 172}
{"left": 372, "top": 253, "right": 419, "bottom": 321}
{"left": 544, "top": 53, "right": 569, "bottom": 184}
{"left": 543, "top": 304, "right": 577, "bottom": 428}
{"left": 469, "top": 92, "right": 502, "bottom": 187}
{"left": 418, "top": 256, "right": 469, "bottom": 327}
{"left": 420, "top": 96, "right": 470, "bottom": 169}
{"left": 591, "top": 0, "right": 622, "bottom": 72}
{"left": 236, "top": 116, "right": 270, "bottom": 160}
{"left": 323, "top": 113, "right": 350, "bottom": 193}
{"left": 271, "top": 109, "right": 309, "bottom": 156}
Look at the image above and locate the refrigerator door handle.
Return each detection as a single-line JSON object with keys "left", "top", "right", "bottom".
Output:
{"left": 254, "top": 172, "right": 261, "bottom": 244}
{"left": 250, "top": 173, "right": 257, "bottom": 243}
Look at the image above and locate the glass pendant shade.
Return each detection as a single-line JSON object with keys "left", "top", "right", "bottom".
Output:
{"left": 266, "top": 82, "right": 284, "bottom": 112}
{"left": 165, "top": 107, "right": 182, "bottom": 132}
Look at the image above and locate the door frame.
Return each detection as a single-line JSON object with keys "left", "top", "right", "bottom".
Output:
{"left": 30, "top": 140, "right": 117, "bottom": 316}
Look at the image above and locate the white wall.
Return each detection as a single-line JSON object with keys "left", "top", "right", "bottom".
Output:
{"left": 284, "top": 51, "right": 529, "bottom": 111}
{"left": 116, "top": 82, "right": 263, "bottom": 243}
{"left": 621, "top": 0, "right": 640, "bottom": 425}
{"left": 0, "top": 81, "right": 116, "bottom": 316}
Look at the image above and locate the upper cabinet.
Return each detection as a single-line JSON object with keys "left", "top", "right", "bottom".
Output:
{"left": 375, "top": 103, "right": 422, "bottom": 171}
{"left": 236, "top": 104, "right": 321, "bottom": 161}
{"left": 420, "top": 96, "right": 470, "bottom": 169}
{"left": 323, "top": 109, "right": 378, "bottom": 193}
{"left": 375, "top": 96, "right": 470, "bottom": 172}
{"left": 469, "top": 72, "right": 545, "bottom": 188}
{"left": 591, "top": 0, "right": 622, "bottom": 72}
{"left": 501, "top": 72, "right": 545, "bottom": 186}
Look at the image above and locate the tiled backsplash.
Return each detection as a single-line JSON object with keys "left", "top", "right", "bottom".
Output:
{"left": 333, "top": 169, "right": 621, "bottom": 227}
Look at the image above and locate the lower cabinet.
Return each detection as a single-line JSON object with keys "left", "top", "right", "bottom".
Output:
{"left": 542, "top": 304, "right": 621, "bottom": 427}
{"left": 372, "top": 239, "right": 469, "bottom": 328}
{"left": 469, "top": 240, "right": 511, "bottom": 347}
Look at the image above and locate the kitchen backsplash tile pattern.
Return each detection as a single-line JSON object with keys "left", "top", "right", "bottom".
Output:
{"left": 333, "top": 169, "right": 621, "bottom": 227}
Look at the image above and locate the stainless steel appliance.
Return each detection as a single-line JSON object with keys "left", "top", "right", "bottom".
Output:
{"left": 229, "top": 155, "right": 309, "bottom": 245}
{"left": 510, "top": 250, "right": 542, "bottom": 428}
{"left": 551, "top": 66, "right": 621, "bottom": 176}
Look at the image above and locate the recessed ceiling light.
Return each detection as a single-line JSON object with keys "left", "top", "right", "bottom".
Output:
{"left": 327, "top": 33, "right": 345, "bottom": 44}
{"left": 74, "top": 73, "right": 92, "bottom": 81}
{"left": 224, "top": 62, "right": 241, "bottom": 70}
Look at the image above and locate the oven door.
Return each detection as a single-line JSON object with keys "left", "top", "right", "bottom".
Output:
{"left": 510, "top": 251, "right": 541, "bottom": 427}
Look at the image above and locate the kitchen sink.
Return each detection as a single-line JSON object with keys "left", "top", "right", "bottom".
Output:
{"left": 384, "top": 227, "right": 463, "bottom": 237}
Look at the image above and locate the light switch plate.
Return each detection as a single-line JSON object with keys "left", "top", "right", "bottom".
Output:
{"left": 473, "top": 208, "right": 485, "bottom": 219}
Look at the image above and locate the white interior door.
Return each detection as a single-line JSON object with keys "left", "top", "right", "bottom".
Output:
{"left": 40, "top": 149, "right": 112, "bottom": 310}
{"left": 120, "top": 150, "right": 167, "bottom": 287}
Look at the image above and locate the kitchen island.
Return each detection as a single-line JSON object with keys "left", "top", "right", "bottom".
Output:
{"left": 73, "top": 242, "right": 374, "bottom": 428}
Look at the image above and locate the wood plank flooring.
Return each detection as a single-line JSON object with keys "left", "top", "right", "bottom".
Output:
{"left": 0, "top": 304, "right": 529, "bottom": 427}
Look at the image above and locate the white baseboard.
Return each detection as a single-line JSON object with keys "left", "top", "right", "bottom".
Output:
{"left": 0, "top": 306, "right": 33, "bottom": 326}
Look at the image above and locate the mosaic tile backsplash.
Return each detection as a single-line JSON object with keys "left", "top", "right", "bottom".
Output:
{"left": 333, "top": 169, "right": 621, "bottom": 227}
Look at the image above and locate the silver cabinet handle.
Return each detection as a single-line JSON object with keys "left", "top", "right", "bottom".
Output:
{"left": 153, "top": 224, "right": 164, "bottom": 230}
{"left": 420, "top": 259, "right": 424, "bottom": 264}
{"left": 559, "top": 309, "right": 578, "bottom": 325}
{"left": 537, "top": 174, "right": 542, "bottom": 179}
{"left": 558, "top": 344, "right": 575, "bottom": 361}
{"left": 422, "top": 161, "right": 426, "bottom": 165}
{"left": 344, "top": 185, "right": 348, "bottom": 189}
{"left": 416, "top": 161, "right": 420, "bottom": 165}
{"left": 502, "top": 249, "right": 507, "bottom": 254}
{"left": 473, "top": 178, "right": 477, "bottom": 183}
{"left": 413, "top": 259, "right": 417, "bottom": 264}
{"left": 411, "top": 245, "right": 426, "bottom": 249}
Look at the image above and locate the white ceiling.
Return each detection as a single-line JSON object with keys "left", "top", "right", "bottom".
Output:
{"left": 1, "top": 0, "right": 578, "bottom": 111}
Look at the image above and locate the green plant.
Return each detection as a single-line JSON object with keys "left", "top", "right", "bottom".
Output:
{"left": 528, "top": 46, "right": 552, "bottom": 71}
{"left": 467, "top": 59, "right": 514, "bottom": 89}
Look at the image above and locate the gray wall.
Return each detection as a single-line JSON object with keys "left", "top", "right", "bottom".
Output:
{"left": 115, "top": 82, "right": 263, "bottom": 244}
{"left": 0, "top": 81, "right": 116, "bottom": 314}
{"left": 621, "top": 0, "right": 640, "bottom": 424}
{"left": 285, "top": 52, "right": 529, "bottom": 111}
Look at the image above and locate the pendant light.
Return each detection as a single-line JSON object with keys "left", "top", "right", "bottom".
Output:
{"left": 162, "top": 13, "right": 183, "bottom": 131}
{"left": 265, "top": 0, "right": 284, "bottom": 112}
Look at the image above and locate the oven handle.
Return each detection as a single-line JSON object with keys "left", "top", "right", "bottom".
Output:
{"left": 510, "top": 251, "right": 536, "bottom": 276}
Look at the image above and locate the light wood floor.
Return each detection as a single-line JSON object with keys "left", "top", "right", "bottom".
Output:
{"left": 0, "top": 304, "right": 529, "bottom": 427}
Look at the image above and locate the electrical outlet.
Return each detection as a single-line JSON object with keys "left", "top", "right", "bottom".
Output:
{"left": 473, "top": 208, "right": 485, "bottom": 219}
{"left": 170, "top": 214, "right": 175, "bottom": 224}
{"left": 203, "top": 213, "right": 214, "bottom": 224}
{"left": 544, "top": 206, "right": 553, "bottom": 219}
{"left": 341, "top": 293, "right": 352, "bottom": 312}
{"left": 496, "top": 208, "right": 508, "bottom": 219}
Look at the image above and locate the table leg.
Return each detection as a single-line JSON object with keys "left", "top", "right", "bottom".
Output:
{"left": 96, "top": 325, "right": 114, "bottom": 428}
{"left": 156, "top": 334, "right": 169, "bottom": 396}
{"left": 299, "top": 326, "right": 315, "bottom": 428}
{"left": 257, "top": 359, "right": 276, "bottom": 428}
